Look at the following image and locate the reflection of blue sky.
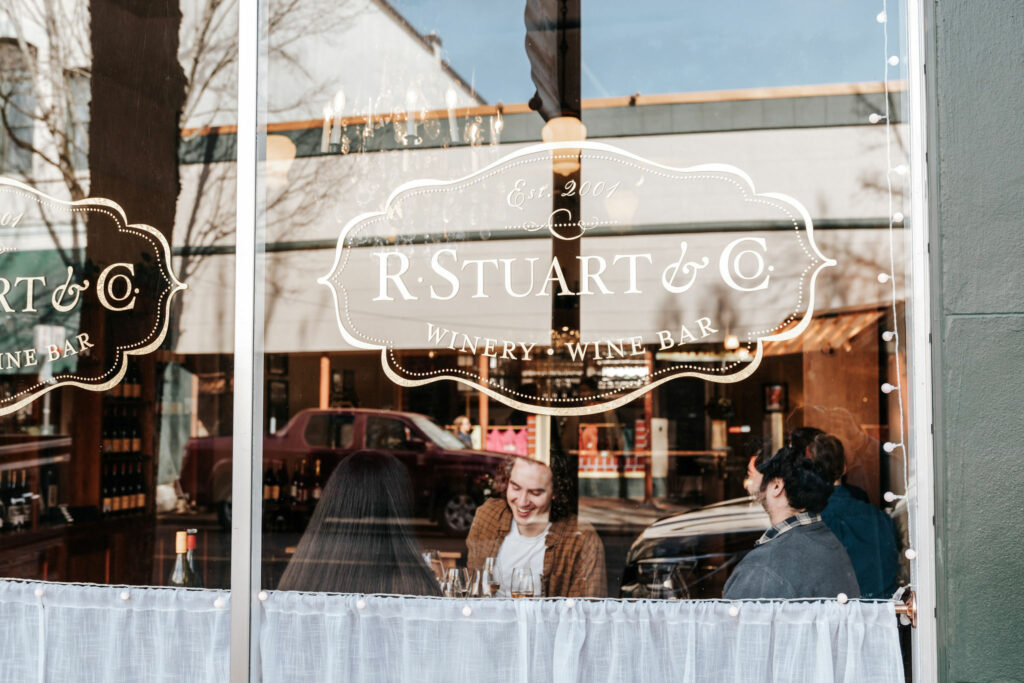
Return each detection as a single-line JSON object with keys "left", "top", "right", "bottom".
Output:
{"left": 390, "top": 0, "right": 902, "bottom": 104}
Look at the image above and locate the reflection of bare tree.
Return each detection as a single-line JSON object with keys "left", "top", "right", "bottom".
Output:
{"left": 0, "top": 2, "right": 90, "bottom": 266}
{"left": 853, "top": 92, "right": 909, "bottom": 202}
{"left": 0, "top": 2, "right": 89, "bottom": 200}
{"left": 179, "top": 0, "right": 361, "bottom": 129}
{"left": 170, "top": 0, "right": 362, "bottom": 345}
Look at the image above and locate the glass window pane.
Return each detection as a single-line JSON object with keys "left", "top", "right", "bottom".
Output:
{"left": 258, "top": 0, "right": 915, "bottom": 640}
{"left": 0, "top": 1, "right": 237, "bottom": 591}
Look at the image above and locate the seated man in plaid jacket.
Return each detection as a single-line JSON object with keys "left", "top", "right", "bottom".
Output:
{"left": 467, "top": 454, "right": 606, "bottom": 598}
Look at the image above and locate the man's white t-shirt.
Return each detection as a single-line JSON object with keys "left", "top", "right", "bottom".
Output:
{"left": 495, "top": 519, "right": 550, "bottom": 597}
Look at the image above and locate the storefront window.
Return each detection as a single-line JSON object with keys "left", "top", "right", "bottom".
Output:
{"left": 0, "top": 0, "right": 924, "bottom": 679}
{"left": 253, "top": 0, "right": 914, "bottom": 607}
{"left": 0, "top": 1, "right": 236, "bottom": 588}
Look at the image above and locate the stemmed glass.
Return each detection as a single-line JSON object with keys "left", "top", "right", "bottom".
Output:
{"left": 422, "top": 550, "right": 444, "bottom": 587}
{"left": 466, "top": 569, "right": 484, "bottom": 598}
{"left": 482, "top": 558, "right": 501, "bottom": 598}
{"left": 445, "top": 568, "right": 471, "bottom": 597}
{"left": 510, "top": 567, "right": 533, "bottom": 598}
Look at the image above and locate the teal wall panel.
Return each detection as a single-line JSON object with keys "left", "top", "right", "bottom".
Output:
{"left": 930, "top": 1, "right": 1024, "bottom": 681}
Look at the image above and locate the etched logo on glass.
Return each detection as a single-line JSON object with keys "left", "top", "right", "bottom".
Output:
{"left": 0, "top": 178, "right": 186, "bottom": 414}
{"left": 321, "top": 142, "right": 834, "bottom": 415}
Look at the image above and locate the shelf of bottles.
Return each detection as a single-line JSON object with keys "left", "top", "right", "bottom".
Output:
{"left": 100, "top": 363, "right": 149, "bottom": 517}
{"left": 262, "top": 457, "right": 325, "bottom": 532}
{"left": 0, "top": 464, "right": 61, "bottom": 533}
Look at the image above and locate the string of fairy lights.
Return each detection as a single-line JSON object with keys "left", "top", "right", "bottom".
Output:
{"left": 875, "top": 1, "right": 920, "bottom": 594}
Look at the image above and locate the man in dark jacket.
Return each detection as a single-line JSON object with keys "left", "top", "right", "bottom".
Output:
{"left": 724, "top": 445, "right": 860, "bottom": 600}
{"left": 808, "top": 434, "right": 900, "bottom": 598}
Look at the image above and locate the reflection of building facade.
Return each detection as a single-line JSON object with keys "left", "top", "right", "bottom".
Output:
{"left": 176, "top": 82, "right": 908, "bottom": 505}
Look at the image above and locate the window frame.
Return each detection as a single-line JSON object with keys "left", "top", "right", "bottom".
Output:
{"left": 227, "top": 2, "right": 940, "bottom": 682}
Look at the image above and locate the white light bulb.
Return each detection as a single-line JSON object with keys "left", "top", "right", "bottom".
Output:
{"left": 34, "top": 587, "right": 44, "bottom": 598}
{"left": 876, "top": 11, "right": 887, "bottom": 23}
{"left": 213, "top": 597, "right": 225, "bottom": 609}
{"left": 837, "top": 593, "right": 849, "bottom": 604}
{"left": 869, "top": 113, "right": 882, "bottom": 124}
{"left": 120, "top": 591, "right": 130, "bottom": 601}
{"left": 893, "top": 212, "right": 904, "bottom": 223}
{"left": 883, "top": 441, "right": 898, "bottom": 453}
{"left": 883, "top": 491, "right": 900, "bottom": 503}
{"left": 547, "top": 348, "right": 554, "bottom": 356}
{"left": 888, "top": 56, "right": 900, "bottom": 66}
{"left": 882, "top": 330, "right": 896, "bottom": 342}
{"left": 728, "top": 605, "right": 740, "bottom": 617}
{"left": 905, "top": 548, "right": 918, "bottom": 560}
{"left": 565, "top": 599, "right": 576, "bottom": 609}
{"left": 258, "top": 591, "right": 268, "bottom": 601}
{"left": 356, "top": 599, "right": 366, "bottom": 610}
{"left": 878, "top": 273, "right": 891, "bottom": 284}
{"left": 462, "top": 606, "right": 472, "bottom": 617}
{"left": 881, "top": 382, "right": 896, "bottom": 394}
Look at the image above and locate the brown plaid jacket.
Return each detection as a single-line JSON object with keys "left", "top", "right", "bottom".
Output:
{"left": 466, "top": 498, "right": 607, "bottom": 598}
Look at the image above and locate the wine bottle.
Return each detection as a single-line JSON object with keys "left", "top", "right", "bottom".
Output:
{"left": 311, "top": 459, "right": 323, "bottom": 501}
{"left": 289, "top": 461, "right": 301, "bottom": 503}
{"left": 169, "top": 530, "right": 199, "bottom": 587}
{"left": 263, "top": 465, "right": 275, "bottom": 500}
{"left": 101, "top": 464, "right": 112, "bottom": 516}
{"left": 276, "top": 462, "right": 290, "bottom": 503}
{"left": 185, "top": 528, "right": 203, "bottom": 588}
{"left": 130, "top": 416, "right": 141, "bottom": 456}
{"left": 9, "top": 470, "right": 27, "bottom": 530}
{"left": 113, "top": 463, "right": 125, "bottom": 515}
{"left": 118, "top": 411, "right": 130, "bottom": 454}
{"left": 294, "top": 458, "right": 308, "bottom": 503}
{"left": 42, "top": 465, "right": 58, "bottom": 515}
{"left": 0, "top": 474, "right": 6, "bottom": 532}
{"left": 136, "top": 459, "right": 146, "bottom": 511}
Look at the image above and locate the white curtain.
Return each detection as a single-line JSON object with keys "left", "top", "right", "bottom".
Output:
{"left": 0, "top": 581, "right": 904, "bottom": 682}
{"left": 260, "top": 592, "right": 905, "bottom": 683}
{"left": 0, "top": 580, "right": 230, "bottom": 683}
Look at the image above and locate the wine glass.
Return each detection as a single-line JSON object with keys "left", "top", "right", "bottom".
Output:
{"left": 422, "top": 549, "right": 444, "bottom": 585}
{"left": 510, "top": 567, "right": 533, "bottom": 598}
{"left": 482, "top": 559, "right": 501, "bottom": 598}
{"left": 445, "top": 568, "right": 470, "bottom": 598}
{"left": 456, "top": 567, "right": 472, "bottom": 597}
{"left": 466, "top": 569, "right": 484, "bottom": 598}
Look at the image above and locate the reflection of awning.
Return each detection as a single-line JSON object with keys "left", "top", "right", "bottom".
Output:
{"left": 0, "top": 249, "right": 82, "bottom": 375}
{"left": 765, "top": 309, "right": 884, "bottom": 356}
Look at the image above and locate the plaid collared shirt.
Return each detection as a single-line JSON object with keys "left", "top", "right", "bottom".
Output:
{"left": 466, "top": 498, "right": 607, "bottom": 598}
{"left": 755, "top": 511, "right": 822, "bottom": 546}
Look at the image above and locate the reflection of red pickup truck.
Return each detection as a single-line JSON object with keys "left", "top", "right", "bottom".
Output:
{"left": 179, "top": 408, "right": 505, "bottom": 535}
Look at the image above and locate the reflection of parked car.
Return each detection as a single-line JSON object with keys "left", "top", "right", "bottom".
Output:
{"left": 178, "top": 408, "right": 505, "bottom": 535}
{"left": 620, "top": 497, "right": 769, "bottom": 599}
{"left": 621, "top": 495, "right": 907, "bottom": 599}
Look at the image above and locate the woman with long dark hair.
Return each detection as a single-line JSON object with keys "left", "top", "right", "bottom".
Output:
{"left": 278, "top": 451, "right": 440, "bottom": 596}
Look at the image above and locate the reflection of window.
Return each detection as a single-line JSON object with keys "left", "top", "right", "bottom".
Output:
{"left": 365, "top": 417, "right": 412, "bottom": 450}
{"left": 65, "top": 68, "right": 89, "bottom": 169}
{"left": 304, "top": 413, "right": 354, "bottom": 449}
{"left": 0, "top": 39, "right": 35, "bottom": 174}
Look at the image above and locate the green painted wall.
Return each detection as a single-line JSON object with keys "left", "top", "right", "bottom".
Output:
{"left": 929, "top": 2, "right": 1024, "bottom": 681}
